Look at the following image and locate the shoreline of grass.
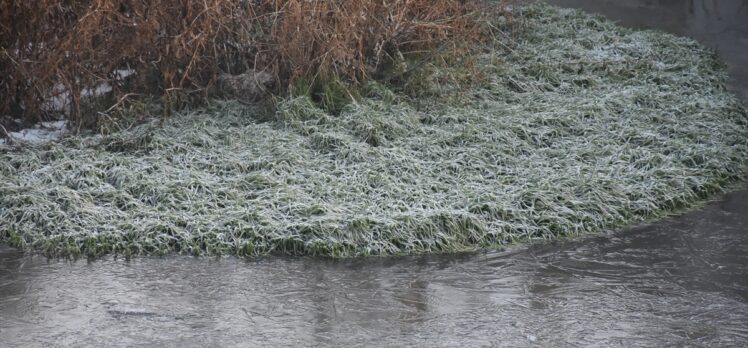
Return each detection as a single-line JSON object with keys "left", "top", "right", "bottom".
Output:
{"left": 2, "top": 5, "right": 747, "bottom": 258}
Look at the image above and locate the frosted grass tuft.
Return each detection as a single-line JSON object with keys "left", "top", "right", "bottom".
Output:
{"left": 1, "top": 5, "right": 747, "bottom": 257}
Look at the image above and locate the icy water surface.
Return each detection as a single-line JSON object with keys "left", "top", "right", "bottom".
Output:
{"left": 2, "top": 1, "right": 748, "bottom": 346}
{"left": 1, "top": 189, "right": 747, "bottom": 347}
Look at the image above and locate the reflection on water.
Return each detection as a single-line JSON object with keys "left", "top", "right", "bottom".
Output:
{"left": 2, "top": 1, "right": 748, "bottom": 347}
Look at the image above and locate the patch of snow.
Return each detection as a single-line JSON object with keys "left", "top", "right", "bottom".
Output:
{"left": 1, "top": 120, "right": 68, "bottom": 145}
{"left": 114, "top": 68, "right": 136, "bottom": 79}
{"left": 41, "top": 68, "right": 137, "bottom": 113}
{"left": 82, "top": 83, "right": 113, "bottom": 98}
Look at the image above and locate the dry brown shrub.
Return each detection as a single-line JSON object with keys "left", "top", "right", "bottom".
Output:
{"left": 0, "top": 0, "right": 505, "bottom": 130}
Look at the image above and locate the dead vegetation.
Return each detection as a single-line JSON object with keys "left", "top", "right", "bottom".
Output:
{"left": 0, "top": 0, "right": 505, "bottom": 130}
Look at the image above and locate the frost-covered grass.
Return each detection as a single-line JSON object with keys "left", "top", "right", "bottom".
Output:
{"left": 1, "top": 5, "right": 747, "bottom": 257}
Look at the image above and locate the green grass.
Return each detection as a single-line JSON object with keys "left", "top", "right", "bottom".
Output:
{"left": 1, "top": 4, "right": 747, "bottom": 258}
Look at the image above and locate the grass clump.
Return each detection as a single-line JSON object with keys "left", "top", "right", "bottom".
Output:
{"left": 1, "top": 4, "right": 747, "bottom": 258}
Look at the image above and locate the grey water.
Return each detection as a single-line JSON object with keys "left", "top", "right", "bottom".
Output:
{"left": 1, "top": 1, "right": 747, "bottom": 347}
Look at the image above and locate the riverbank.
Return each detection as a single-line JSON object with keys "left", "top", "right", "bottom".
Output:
{"left": 2, "top": 4, "right": 747, "bottom": 257}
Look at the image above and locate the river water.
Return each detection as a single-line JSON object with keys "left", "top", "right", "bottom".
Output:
{"left": 2, "top": 1, "right": 747, "bottom": 347}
